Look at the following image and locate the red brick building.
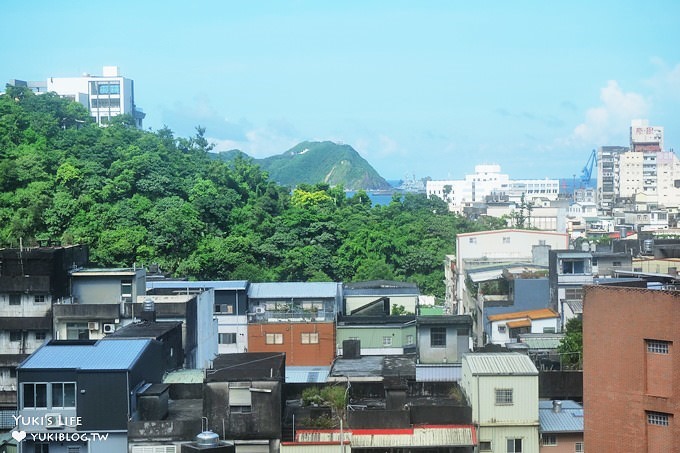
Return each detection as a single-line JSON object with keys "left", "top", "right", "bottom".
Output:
{"left": 247, "top": 322, "right": 336, "bottom": 366}
{"left": 583, "top": 284, "right": 680, "bottom": 452}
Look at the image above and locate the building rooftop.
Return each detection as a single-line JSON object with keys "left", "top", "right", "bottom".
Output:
{"left": 487, "top": 308, "right": 558, "bottom": 322}
{"left": 146, "top": 280, "right": 249, "bottom": 291}
{"left": 329, "top": 355, "right": 416, "bottom": 381}
{"left": 464, "top": 353, "right": 538, "bottom": 376}
{"left": 163, "top": 369, "right": 204, "bottom": 384}
{"left": 539, "top": 400, "right": 584, "bottom": 433}
{"left": 108, "top": 320, "right": 182, "bottom": 338}
{"left": 248, "top": 282, "right": 340, "bottom": 299}
{"left": 205, "top": 352, "right": 285, "bottom": 382}
{"left": 19, "top": 338, "right": 154, "bottom": 371}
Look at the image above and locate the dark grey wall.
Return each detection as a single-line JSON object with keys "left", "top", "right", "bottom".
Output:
{"left": 204, "top": 380, "right": 282, "bottom": 440}
{"left": 77, "top": 371, "right": 129, "bottom": 430}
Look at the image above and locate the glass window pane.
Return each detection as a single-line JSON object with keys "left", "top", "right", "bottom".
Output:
{"left": 52, "top": 383, "right": 64, "bottom": 407}
{"left": 64, "top": 383, "right": 76, "bottom": 407}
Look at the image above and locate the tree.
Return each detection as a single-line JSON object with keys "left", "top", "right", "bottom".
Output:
{"left": 557, "top": 317, "right": 583, "bottom": 369}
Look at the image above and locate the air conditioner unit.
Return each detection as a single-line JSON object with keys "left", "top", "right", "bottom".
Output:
{"left": 103, "top": 323, "right": 116, "bottom": 334}
{"left": 254, "top": 306, "right": 265, "bottom": 314}
{"left": 45, "top": 413, "right": 63, "bottom": 429}
{"left": 88, "top": 321, "right": 100, "bottom": 331}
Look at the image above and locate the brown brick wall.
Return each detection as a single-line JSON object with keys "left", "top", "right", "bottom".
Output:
{"left": 247, "top": 322, "right": 336, "bottom": 366}
{"left": 583, "top": 285, "right": 680, "bottom": 452}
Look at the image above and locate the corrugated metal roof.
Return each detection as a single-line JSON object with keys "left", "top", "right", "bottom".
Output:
{"left": 146, "top": 280, "right": 248, "bottom": 291}
{"left": 539, "top": 400, "right": 584, "bottom": 433}
{"left": 297, "top": 426, "right": 475, "bottom": 447}
{"left": 565, "top": 299, "right": 583, "bottom": 314}
{"left": 464, "top": 353, "right": 538, "bottom": 376}
{"left": 19, "top": 338, "right": 153, "bottom": 370}
{"left": 415, "top": 364, "right": 462, "bottom": 382}
{"left": 286, "top": 366, "right": 330, "bottom": 383}
{"left": 248, "top": 282, "right": 339, "bottom": 299}
{"left": 487, "top": 308, "right": 558, "bottom": 322}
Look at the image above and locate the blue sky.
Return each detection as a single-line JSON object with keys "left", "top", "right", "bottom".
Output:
{"left": 3, "top": 1, "right": 680, "bottom": 180}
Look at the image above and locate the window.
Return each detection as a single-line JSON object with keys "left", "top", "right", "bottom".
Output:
{"left": 265, "top": 333, "right": 283, "bottom": 344}
{"left": 35, "top": 331, "right": 47, "bottom": 340}
{"left": 541, "top": 434, "right": 557, "bottom": 446}
{"left": 51, "top": 383, "right": 76, "bottom": 408}
{"left": 647, "top": 340, "right": 670, "bottom": 354}
{"left": 647, "top": 411, "right": 670, "bottom": 426}
{"left": 575, "top": 442, "right": 583, "bottom": 453}
{"left": 23, "top": 383, "right": 47, "bottom": 408}
{"left": 543, "top": 327, "right": 556, "bottom": 334}
{"left": 382, "top": 336, "right": 393, "bottom": 346}
{"left": 121, "top": 279, "right": 133, "bottom": 302}
{"left": 35, "top": 444, "right": 49, "bottom": 453}
{"left": 229, "top": 384, "right": 251, "bottom": 413}
{"left": 406, "top": 335, "right": 414, "bottom": 345}
{"left": 479, "top": 441, "right": 492, "bottom": 451}
{"left": 561, "top": 259, "right": 586, "bottom": 274}
{"left": 498, "top": 324, "right": 507, "bottom": 334}
{"left": 507, "top": 438, "right": 523, "bottom": 453}
{"left": 612, "top": 261, "right": 622, "bottom": 267}
{"left": 67, "top": 447, "right": 80, "bottom": 453}
{"left": 502, "top": 237, "right": 511, "bottom": 244}
{"left": 564, "top": 287, "right": 583, "bottom": 300}
{"left": 9, "top": 331, "right": 21, "bottom": 342}
{"left": 34, "top": 295, "right": 46, "bottom": 303}
{"left": 301, "top": 332, "right": 319, "bottom": 344}
{"left": 469, "top": 237, "right": 477, "bottom": 244}
{"left": 430, "top": 327, "right": 446, "bottom": 347}
{"left": 495, "top": 388, "right": 513, "bottom": 405}
{"left": 215, "top": 304, "right": 234, "bottom": 314}
{"left": 219, "top": 333, "right": 237, "bottom": 344}
{"left": 9, "top": 294, "right": 20, "bottom": 305}
{"left": 66, "top": 323, "right": 89, "bottom": 340}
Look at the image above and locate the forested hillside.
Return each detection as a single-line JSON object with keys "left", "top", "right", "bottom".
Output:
{"left": 0, "top": 87, "right": 505, "bottom": 298}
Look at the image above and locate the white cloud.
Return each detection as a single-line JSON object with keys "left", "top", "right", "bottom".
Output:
{"left": 646, "top": 59, "right": 680, "bottom": 101}
{"left": 572, "top": 80, "right": 648, "bottom": 145}
{"left": 208, "top": 122, "right": 300, "bottom": 159}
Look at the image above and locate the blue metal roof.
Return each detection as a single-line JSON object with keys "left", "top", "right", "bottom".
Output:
{"left": 539, "top": 400, "right": 584, "bottom": 433}
{"left": 19, "top": 338, "right": 153, "bottom": 371}
{"left": 248, "top": 282, "right": 340, "bottom": 299}
{"left": 147, "top": 280, "right": 248, "bottom": 291}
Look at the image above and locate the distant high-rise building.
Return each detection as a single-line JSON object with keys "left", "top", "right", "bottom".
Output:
{"left": 8, "top": 66, "right": 145, "bottom": 128}
{"left": 596, "top": 145, "right": 629, "bottom": 214}
{"left": 597, "top": 120, "right": 680, "bottom": 212}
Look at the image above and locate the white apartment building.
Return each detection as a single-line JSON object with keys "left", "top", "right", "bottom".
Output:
{"left": 453, "top": 229, "right": 569, "bottom": 346}
{"left": 23, "top": 66, "right": 145, "bottom": 128}
{"left": 427, "top": 165, "right": 560, "bottom": 212}
{"left": 46, "top": 66, "right": 144, "bottom": 128}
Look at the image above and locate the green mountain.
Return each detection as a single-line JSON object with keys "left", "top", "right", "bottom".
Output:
{"left": 256, "top": 141, "right": 392, "bottom": 191}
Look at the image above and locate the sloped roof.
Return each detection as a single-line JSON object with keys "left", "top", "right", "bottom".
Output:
{"left": 539, "top": 400, "right": 584, "bottom": 433}
{"left": 506, "top": 319, "right": 531, "bottom": 328}
{"left": 488, "top": 308, "right": 558, "bottom": 322}
{"left": 248, "top": 282, "right": 340, "bottom": 299}
{"left": 464, "top": 353, "right": 538, "bottom": 376}
{"left": 19, "top": 338, "right": 154, "bottom": 371}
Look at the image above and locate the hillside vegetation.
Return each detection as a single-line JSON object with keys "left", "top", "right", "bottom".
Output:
{"left": 0, "top": 87, "right": 504, "bottom": 298}
{"left": 258, "top": 141, "right": 392, "bottom": 190}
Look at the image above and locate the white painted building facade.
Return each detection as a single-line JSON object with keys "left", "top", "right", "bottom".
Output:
{"left": 46, "top": 66, "right": 145, "bottom": 128}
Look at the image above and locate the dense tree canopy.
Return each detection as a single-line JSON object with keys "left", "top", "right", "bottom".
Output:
{"left": 0, "top": 86, "right": 506, "bottom": 300}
